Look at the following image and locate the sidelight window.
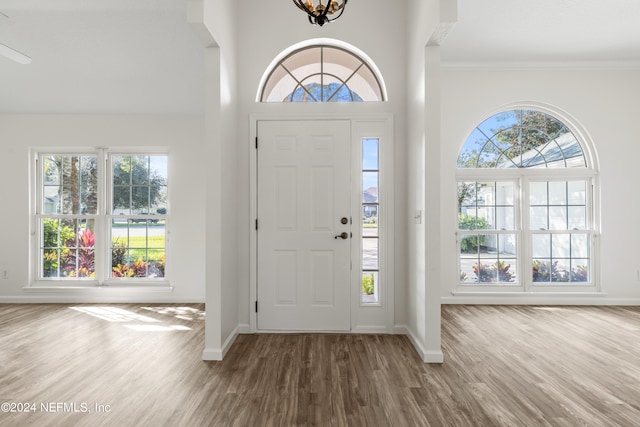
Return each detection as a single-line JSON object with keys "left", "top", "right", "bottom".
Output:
{"left": 361, "top": 138, "right": 380, "bottom": 303}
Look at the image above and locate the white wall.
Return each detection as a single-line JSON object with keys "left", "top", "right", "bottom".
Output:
{"left": 0, "top": 114, "right": 206, "bottom": 302}
{"left": 440, "top": 68, "right": 640, "bottom": 304}
{"left": 405, "top": 0, "right": 448, "bottom": 362}
{"left": 192, "top": 0, "right": 241, "bottom": 360}
{"left": 233, "top": 0, "right": 408, "bottom": 330}
{"left": 213, "top": 0, "right": 240, "bottom": 353}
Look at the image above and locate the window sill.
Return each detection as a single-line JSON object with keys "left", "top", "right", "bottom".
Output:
{"left": 360, "top": 302, "right": 383, "bottom": 307}
{"left": 451, "top": 290, "right": 605, "bottom": 297}
{"left": 24, "top": 282, "right": 173, "bottom": 292}
{"left": 444, "top": 289, "right": 609, "bottom": 305}
{"left": 455, "top": 283, "right": 600, "bottom": 294}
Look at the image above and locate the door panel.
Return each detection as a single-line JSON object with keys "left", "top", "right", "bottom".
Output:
{"left": 257, "top": 120, "right": 351, "bottom": 331}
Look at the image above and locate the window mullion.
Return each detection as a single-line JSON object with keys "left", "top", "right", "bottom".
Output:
{"left": 35, "top": 155, "right": 43, "bottom": 215}
{"left": 94, "top": 149, "right": 108, "bottom": 284}
{"left": 588, "top": 178, "right": 595, "bottom": 232}
{"left": 33, "top": 155, "right": 43, "bottom": 281}
{"left": 320, "top": 46, "right": 324, "bottom": 101}
{"left": 519, "top": 175, "right": 529, "bottom": 290}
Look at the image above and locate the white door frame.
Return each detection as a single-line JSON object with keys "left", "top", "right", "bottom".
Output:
{"left": 249, "top": 113, "right": 394, "bottom": 333}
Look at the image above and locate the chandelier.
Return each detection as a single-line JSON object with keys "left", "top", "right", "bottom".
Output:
{"left": 293, "top": 0, "right": 349, "bottom": 26}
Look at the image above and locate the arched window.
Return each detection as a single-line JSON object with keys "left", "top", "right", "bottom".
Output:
{"left": 458, "top": 110, "right": 586, "bottom": 169}
{"left": 258, "top": 39, "right": 386, "bottom": 102}
{"left": 456, "top": 108, "right": 598, "bottom": 292}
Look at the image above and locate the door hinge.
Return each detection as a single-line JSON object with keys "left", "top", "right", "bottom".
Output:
{"left": 255, "top": 301, "right": 258, "bottom": 313}
{"left": 255, "top": 219, "right": 258, "bottom": 230}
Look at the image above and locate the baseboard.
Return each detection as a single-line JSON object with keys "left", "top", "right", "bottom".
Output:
{"left": 202, "top": 324, "right": 247, "bottom": 361}
{"left": 0, "top": 297, "right": 206, "bottom": 303}
{"left": 352, "top": 325, "right": 389, "bottom": 334}
{"left": 394, "top": 324, "right": 444, "bottom": 364}
{"left": 0, "top": 288, "right": 205, "bottom": 304}
{"left": 220, "top": 325, "right": 240, "bottom": 358}
{"left": 393, "top": 325, "right": 409, "bottom": 335}
{"left": 422, "top": 350, "right": 445, "bottom": 363}
{"left": 237, "top": 323, "right": 251, "bottom": 334}
{"left": 202, "top": 347, "right": 223, "bottom": 361}
{"left": 442, "top": 294, "right": 640, "bottom": 305}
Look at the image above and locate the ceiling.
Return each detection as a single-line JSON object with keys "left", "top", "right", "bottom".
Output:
{"left": 441, "top": 0, "right": 640, "bottom": 67}
{"left": 0, "top": 0, "right": 204, "bottom": 115}
{"left": 0, "top": 1, "right": 639, "bottom": 115}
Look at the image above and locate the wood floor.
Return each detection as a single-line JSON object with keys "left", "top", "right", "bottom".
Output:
{"left": 1, "top": 304, "right": 639, "bottom": 427}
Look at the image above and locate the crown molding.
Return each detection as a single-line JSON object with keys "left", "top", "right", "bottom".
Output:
{"left": 441, "top": 60, "right": 640, "bottom": 71}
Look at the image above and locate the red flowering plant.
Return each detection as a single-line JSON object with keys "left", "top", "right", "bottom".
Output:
{"left": 64, "top": 228, "right": 95, "bottom": 277}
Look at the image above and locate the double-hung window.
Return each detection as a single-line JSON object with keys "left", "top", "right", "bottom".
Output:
{"left": 456, "top": 109, "right": 598, "bottom": 292}
{"left": 33, "top": 149, "right": 168, "bottom": 286}
{"left": 39, "top": 153, "right": 99, "bottom": 279}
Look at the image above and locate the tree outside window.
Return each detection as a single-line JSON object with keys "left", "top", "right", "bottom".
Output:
{"left": 36, "top": 150, "right": 168, "bottom": 284}
{"left": 457, "top": 109, "right": 595, "bottom": 289}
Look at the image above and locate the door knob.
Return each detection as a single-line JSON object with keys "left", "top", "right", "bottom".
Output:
{"left": 334, "top": 232, "right": 349, "bottom": 240}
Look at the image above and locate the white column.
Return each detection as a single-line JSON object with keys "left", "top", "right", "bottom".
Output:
{"left": 423, "top": 45, "right": 444, "bottom": 363}
{"left": 202, "top": 47, "right": 224, "bottom": 360}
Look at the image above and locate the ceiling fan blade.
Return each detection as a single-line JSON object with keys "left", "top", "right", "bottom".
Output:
{"left": 0, "top": 11, "right": 31, "bottom": 64}
{"left": 0, "top": 42, "right": 32, "bottom": 64}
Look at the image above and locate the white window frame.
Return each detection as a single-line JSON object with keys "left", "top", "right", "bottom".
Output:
{"left": 30, "top": 147, "right": 170, "bottom": 288}
{"left": 454, "top": 104, "right": 600, "bottom": 294}
{"left": 360, "top": 136, "right": 382, "bottom": 305}
{"left": 522, "top": 170, "right": 597, "bottom": 291}
{"left": 456, "top": 173, "right": 522, "bottom": 288}
{"left": 350, "top": 119, "right": 394, "bottom": 332}
{"left": 456, "top": 168, "right": 599, "bottom": 293}
{"left": 257, "top": 38, "right": 388, "bottom": 103}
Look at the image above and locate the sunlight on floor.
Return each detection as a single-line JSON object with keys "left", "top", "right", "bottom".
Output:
{"left": 69, "top": 306, "right": 196, "bottom": 331}
{"left": 124, "top": 324, "right": 192, "bottom": 332}
{"left": 70, "top": 306, "right": 160, "bottom": 323}
{"left": 141, "top": 306, "right": 206, "bottom": 321}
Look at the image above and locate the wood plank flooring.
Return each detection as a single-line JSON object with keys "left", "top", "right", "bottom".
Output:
{"left": 1, "top": 304, "right": 639, "bottom": 426}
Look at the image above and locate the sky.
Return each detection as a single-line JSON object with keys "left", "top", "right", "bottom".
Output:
{"left": 362, "top": 138, "right": 378, "bottom": 193}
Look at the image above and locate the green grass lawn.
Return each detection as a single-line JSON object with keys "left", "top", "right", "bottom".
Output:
{"left": 113, "top": 235, "right": 164, "bottom": 261}
{"left": 111, "top": 220, "right": 166, "bottom": 227}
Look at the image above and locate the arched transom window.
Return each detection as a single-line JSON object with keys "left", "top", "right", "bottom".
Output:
{"left": 456, "top": 108, "right": 598, "bottom": 293}
{"left": 458, "top": 109, "right": 586, "bottom": 169}
{"left": 258, "top": 40, "right": 386, "bottom": 103}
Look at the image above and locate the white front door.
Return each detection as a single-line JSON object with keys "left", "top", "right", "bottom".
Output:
{"left": 257, "top": 120, "right": 352, "bottom": 331}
